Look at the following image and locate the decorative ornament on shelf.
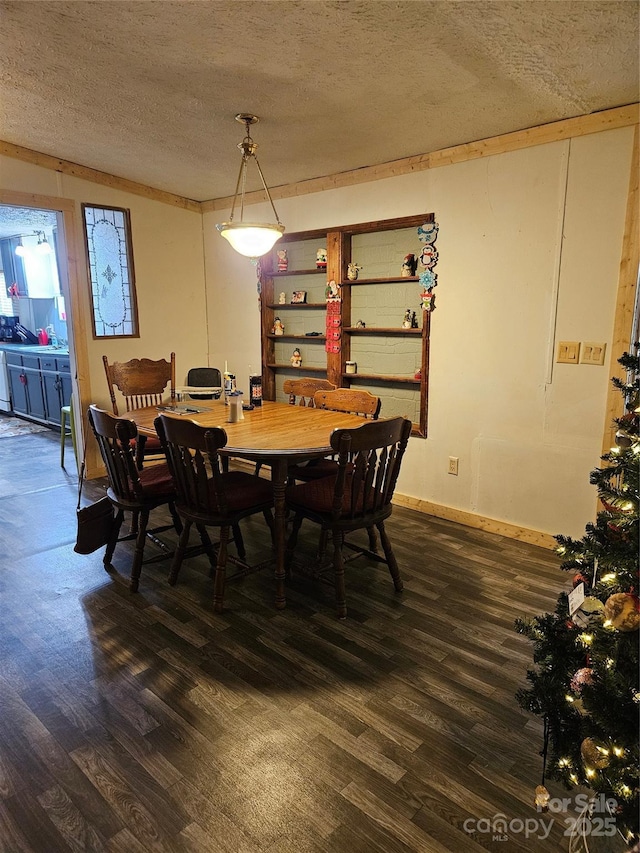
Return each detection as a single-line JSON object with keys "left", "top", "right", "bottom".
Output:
{"left": 401, "top": 254, "right": 418, "bottom": 277}
{"left": 279, "top": 292, "right": 286, "bottom": 304}
{"left": 290, "top": 348, "right": 302, "bottom": 368}
{"left": 273, "top": 317, "right": 284, "bottom": 336}
{"left": 347, "top": 262, "right": 362, "bottom": 281}
{"left": 355, "top": 319, "right": 366, "bottom": 328}
{"left": 316, "top": 248, "right": 327, "bottom": 269}
{"left": 402, "top": 308, "right": 412, "bottom": 329}
{"left": 277, "top": 248, "right": 288, "bottom": 271}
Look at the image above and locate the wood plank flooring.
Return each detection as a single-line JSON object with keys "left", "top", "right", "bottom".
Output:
{"left": 0, "top": 428, "right": 623, "bottom": 852}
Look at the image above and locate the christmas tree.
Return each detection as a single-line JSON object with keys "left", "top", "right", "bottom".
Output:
{"left": 515, "top": 347, "right": 640, "bottom": 845}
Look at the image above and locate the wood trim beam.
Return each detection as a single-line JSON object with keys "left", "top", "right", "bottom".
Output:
{"left": 203, "top": 104, "right": 639, "bottom": 212}
{"left": 601, "top": 123, "right": 639, "bottom": 456}
{"left": 0, "top": 140, "right": 201, "bottom": 212}
{"left": 392, "top": 493, "right": 557, "bottom": 550}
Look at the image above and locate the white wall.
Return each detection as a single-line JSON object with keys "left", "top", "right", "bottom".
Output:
{"left": 2, "top": 124, "right": 633, "bottom": 537}
{"left": 204, "top": 126, "right": 634, "bottom": 538}
{"left": 1, "top": 156, "right": 207, "bottom": 410}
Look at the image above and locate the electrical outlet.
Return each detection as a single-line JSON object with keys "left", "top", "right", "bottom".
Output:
{"left": 448, "top": 456, "right": 459, "bottom": 475}
{"left": 580, "top": 342, "right": 606, "bottom": 365}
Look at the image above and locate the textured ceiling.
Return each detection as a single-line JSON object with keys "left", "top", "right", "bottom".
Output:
{"left": 0, "top": 0, "right": 638, "bottom": 203}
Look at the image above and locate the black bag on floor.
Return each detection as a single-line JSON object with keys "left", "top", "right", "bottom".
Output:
{"left": 74, "top": 497, "right": 115, "bottom": 554}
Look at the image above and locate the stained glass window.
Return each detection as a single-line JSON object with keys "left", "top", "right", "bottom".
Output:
{"left": 82, "top": 204, "right": 139, "bottom": 338}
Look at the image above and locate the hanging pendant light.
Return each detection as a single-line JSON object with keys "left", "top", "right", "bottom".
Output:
{"left": 216, "top": 114, "right": 285, "bottom": 259}
{"left": 36, "top": 230, "right": 53, "bottom": 255}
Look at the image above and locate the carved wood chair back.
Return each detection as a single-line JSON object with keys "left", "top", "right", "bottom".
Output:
{"left": 282, "top": 377, "right": 336, "bottom": 407}
{"left": 313, "top": 388, "right": 381, "bottom": 419}
{"left": 103, "top": 353, "right": 176, "bottom": 415}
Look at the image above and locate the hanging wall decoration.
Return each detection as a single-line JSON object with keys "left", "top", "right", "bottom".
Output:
{"left": 325, "top": 279, "right": 341, "bottom": 353}
{"left": 417, "top": 220, "right": 439, "bottom": 313}
{"left": 82, "top": 204, "right": 139, "bottom": 338}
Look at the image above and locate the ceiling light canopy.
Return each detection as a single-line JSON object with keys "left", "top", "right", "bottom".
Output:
{"left": 216, "top": 114, "right": 284, "bottom": 259}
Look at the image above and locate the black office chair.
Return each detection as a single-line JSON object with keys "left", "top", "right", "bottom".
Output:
{"left": 186, "top": 367, "right": 222, "bottom": 399}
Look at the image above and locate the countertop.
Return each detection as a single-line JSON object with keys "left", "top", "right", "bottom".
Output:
{"left": 0, "top": 343, "right": 70, "bottom": 356}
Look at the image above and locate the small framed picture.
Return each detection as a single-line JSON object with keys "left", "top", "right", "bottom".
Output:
{"left": 291, "top": 290, "right": 307, "bottom": 304}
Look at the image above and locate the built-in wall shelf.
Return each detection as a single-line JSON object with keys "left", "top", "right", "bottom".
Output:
{"left": 267, "top": 303, "right": 326, "bottom": 310}
{"left": 272, "top": 268, "right": 326, "bottom": 277}
{"left": 344, "top": 327, "right": 422, "bottom": 336}
{"left": 267, "top": 334, "right": 326, "bottom": 341}
{"left": 344, "top": 276, "right": 419, "bottom": 285}
{"left": 343, "top": 373, "right": 420, "bottom": 385}
{"left": 266, "top": 363, "right": 327, "bottom": 374}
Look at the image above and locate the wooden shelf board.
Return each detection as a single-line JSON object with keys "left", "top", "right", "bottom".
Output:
{"left": 267, "top": 364, "right": 328, "bottom": 373}
{"left": 342, "top": 373, "right": 420, "bottom": 385}
{"left": 344, "top": 327, "right": 422, "bottom": 335}
{"left": 267, "top": 303, "right": 326, "bottom": 309}
{"left": 342, "top": 276, "right": 419, "bottom": 285}
{"left": 272, "top": 268, "right": 326, "bottom": 277}
{"left": 268, "top": 334, "right": 326, "bottom": 341}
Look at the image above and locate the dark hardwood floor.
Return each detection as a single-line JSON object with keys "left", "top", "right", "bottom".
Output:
{"left": 0, "top": 426, "right": 619, "bottom": 852}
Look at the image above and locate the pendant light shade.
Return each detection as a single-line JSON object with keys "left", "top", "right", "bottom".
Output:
{"left": 216, "top": 114, "right": 284, "bottom": 259}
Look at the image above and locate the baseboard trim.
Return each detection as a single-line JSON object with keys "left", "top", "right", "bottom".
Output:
{"left": 393, "top": 493, "right": 557, "bottom": 550}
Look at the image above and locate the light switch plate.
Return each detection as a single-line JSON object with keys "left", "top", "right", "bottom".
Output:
{"left": 580, "top": 342, "right": 606, "bottom": 365}
{"left": 557, "top": 341, "right": 580, "bottom": 364}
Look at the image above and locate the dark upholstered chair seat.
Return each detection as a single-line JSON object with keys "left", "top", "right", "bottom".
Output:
{"left": 135, "top": 462, "right": 176, "bottom": 497}
{"left": 286, "top": 474, "right": 376, "bottom": 517}
{"left": 208, "top": 471, "right": 273, "bottom": 513}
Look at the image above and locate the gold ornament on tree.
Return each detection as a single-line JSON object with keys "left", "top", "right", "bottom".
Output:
{"left": 604, "top": 592, "right": 640, "bottom": 632}
{"left": 580, "top": 737, "right": 610, "bottom": 770}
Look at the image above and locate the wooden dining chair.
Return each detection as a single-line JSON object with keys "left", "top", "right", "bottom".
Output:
{"left": 285, "top": 417, "right": 412, "bottom": 618}
{"left": 88, "top": 404, "right": 183, "bottom": 592}
{"left": 287, "top": 388, "right": 381, "bottom": 483}
{"left": 283, "top": 377, "right": 336, "bottom": 406}
{"left": 103, "top": 353, "right": 176, "bottom": 468}
{"left": 155, "top": 414, "right": 275, "bottom": 613}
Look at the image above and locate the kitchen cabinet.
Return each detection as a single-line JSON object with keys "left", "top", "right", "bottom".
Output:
{"left": 5, "top": 349, "right": 71, "bottom": 426}
{"left": 40, "top": 355, "right": 72, "bottom": 427}
{"left": 7, "top": 352, "right": 46, "bottom": 419}
{"left": 259, "top": 213, "right": 435, "bottom": 436}
{"left": 0, "top": 238, "right": 27, "bottom": 296}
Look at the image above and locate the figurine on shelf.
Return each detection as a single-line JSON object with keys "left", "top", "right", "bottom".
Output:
{"left": 355, "top": 319, "right": 366, "bottom": 328}
{"left": 411, "top": 311, "right": 418, "bottom": 329}
{"left": 278, "top": 291, "right": 286, "bottom": 304}
{"left": 273, "top": 317, "right": 285, "bottom": 336}
{"left": 402, "top": 308, "right": 412, "bottom": 329}
{"left": 290, "top": 347, "right": 302, "bottom": 368}
{"left": 347, "top": 262, "right": 362, "bottom": 281}
{"left": 316, "top": 248, "right": 327, "bottom": 269}
{"left": 414, "top": 368, "right": 422, "bottom": 380}
{"left": 325, "top": 279, "right": 341, "bottom": 301}
{"left": 401, "top": 254, "right": 418, "bottom": 277}
{"left": 277, "top": 248, "right": 288, "bottom": 271}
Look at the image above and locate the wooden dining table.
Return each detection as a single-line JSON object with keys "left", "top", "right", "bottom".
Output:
{"left": 127, "top": 399, "right": 370, "bottom": 609}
